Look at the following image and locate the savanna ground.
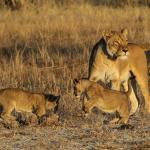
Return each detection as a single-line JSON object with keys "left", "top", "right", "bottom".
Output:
{"left": 0, "top": 1, "right": 150, "bottom": 149}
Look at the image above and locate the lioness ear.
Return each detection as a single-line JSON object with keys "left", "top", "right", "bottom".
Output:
{"left": 73, "top": 78, "right": 79, "bottom": 84}
{"left": 102, "top": 30, "right": 112, "bottom": 41}
{"left": 121, "top": 28, "right": 128, "bottom": 40}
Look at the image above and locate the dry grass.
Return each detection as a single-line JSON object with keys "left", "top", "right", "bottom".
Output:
{"left": 0, "top": 2, "right": 149, "bottom": 149}
{"left": 0, "top": 3, "right": 149, "bottom": 92}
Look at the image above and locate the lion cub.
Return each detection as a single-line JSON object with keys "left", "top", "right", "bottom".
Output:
{"left": 0, "top": 88, "right": 60, "bottom": 124}
{"left": 73, "top": 78, "right": 132, "bottom": 124}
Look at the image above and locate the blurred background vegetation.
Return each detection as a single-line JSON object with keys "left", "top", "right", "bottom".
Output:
{"left": 0, "top": 0, "right": 150, "bottom": 10}
{"left": 0, "top": 0, "right": 149, "bottom": 115}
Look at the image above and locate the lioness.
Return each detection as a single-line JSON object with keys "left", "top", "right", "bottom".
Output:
{"left": 88, "top": 28, "right": 150, "bottom": 114}
{"left": 0, "top": 88, "right": 60, "bottom": 123}
{"left": 73, "top": 78, "right": 132, "bottom": 124}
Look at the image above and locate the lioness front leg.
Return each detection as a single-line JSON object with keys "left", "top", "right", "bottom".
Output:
{"left": 111, "top": 80, "right": 120, "bottom": 91}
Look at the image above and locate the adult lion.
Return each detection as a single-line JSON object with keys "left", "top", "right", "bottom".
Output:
{"left": 88, "top": 29, "right": 150, "bottom": 114}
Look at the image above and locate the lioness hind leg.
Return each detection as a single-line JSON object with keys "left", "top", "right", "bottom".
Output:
{"left": 132, "top": 69, "right": 150, "bottom": 113}
{"left": 129, "top": 89, "right": 139, "bottom": 115}
{"left": 136, "top": 78, "right": 150, "bottom": 113}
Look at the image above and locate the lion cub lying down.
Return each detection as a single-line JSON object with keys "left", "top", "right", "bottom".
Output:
{"left": 73, "top": 78, "right": 132, "bottom": 124}
{"left": 0, "top": 88, "right": 60, "bottom": 125}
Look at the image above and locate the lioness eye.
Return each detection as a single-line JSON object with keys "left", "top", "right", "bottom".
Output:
{"left": 114, "top": 41, "right": 119, "bottom": 46}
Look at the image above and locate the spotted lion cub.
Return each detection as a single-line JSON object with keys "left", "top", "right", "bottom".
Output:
{"left": 73, "top": 78, "right": 133, "bottom": 124}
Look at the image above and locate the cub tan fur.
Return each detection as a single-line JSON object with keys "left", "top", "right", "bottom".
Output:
{"left": 0, "top": 88, "right": 60, "bottom": 122}
{"left": 73, "top": 78, "right": 132, "bottom": 124}
{"left": 88, "top": 28, "right": 150, "bottom": 114}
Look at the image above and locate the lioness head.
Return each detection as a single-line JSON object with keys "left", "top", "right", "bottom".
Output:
{"left": 102, "top": 28, "right": 129, "bottom": 59}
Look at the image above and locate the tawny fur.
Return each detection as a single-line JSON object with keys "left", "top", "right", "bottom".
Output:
{"left": 88, "top": 29, "right": 150, "bottom": 114}
{"left": 74, "top": 79, "right": 132, "bottom": 124}
{"left": 0, "top": 88, "right": 59, "bottom": 122}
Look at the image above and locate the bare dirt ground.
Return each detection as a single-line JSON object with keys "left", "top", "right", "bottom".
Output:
{"left": 0, "top": 104, "right": 149, "bottom": 150}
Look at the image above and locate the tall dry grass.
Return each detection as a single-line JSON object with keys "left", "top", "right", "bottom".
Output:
{"left": 0, "top": 3, "right": 149, "bottom": 114}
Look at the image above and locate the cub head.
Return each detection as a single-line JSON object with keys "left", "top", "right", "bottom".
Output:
{"left": 45, "top": 95, "right": 60, "bottom": 112}
{"left": 102, "top": 28, "right": 129, "bottom": 59}
{"left": 73, "top": 79, "right": 85, "bottom": 98}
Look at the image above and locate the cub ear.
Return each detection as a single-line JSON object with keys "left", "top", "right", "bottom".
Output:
{"left": 102, "top": 30, "right": 112, "bottom": 41}
{"left": 121, "top": 28, "right": 128, "bottom": 40}
{"left": 73, "top": 78, "right": 79, "bottom": 84}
